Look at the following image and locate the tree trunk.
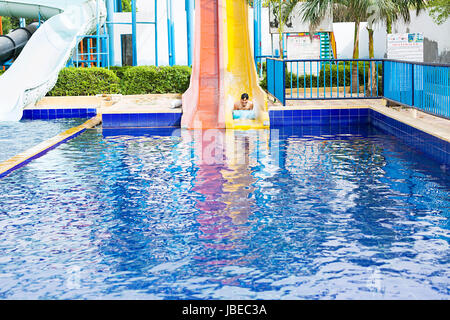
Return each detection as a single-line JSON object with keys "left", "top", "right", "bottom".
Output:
{"left": 351, "top": 21, "right": 360, "bottom": 94}
{"left": 278, "top": 33, "right": 283, "bottom": 59}
{"left": 386, "top": 17, "right": 392, "bottom": 34}
{"left": 278, "top": 0, "right": 283, "bottom": 59}
{"left": 367, "top": 28, "right": 377, "bottom": 97}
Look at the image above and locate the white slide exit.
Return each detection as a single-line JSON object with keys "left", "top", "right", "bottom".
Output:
{"left": 0, "top": 0, "right": 106, "bottom": 121}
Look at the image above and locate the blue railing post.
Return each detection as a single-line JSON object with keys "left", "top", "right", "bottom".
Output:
{"left": 106, "top": 0, "right": 115, "bottom": 66}
{"left": 282, "top": 59, "right": 286, "bottom": 106}
{"left": 131, "top": 0, "right": 137, "bottom": 66}
{"left": 185, "top": 0, "right": 194, "bottom": 66}
{"left": 411, "top": 63, "right": 415, "bottom": 107}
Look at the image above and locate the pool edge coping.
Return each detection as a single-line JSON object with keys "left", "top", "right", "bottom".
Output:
{"left": 0, "top": 116, "right": 102, "bottom": 179}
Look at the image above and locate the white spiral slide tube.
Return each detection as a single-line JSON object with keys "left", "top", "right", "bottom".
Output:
{"left": 0, "top": 0, "right": 106, "bottom": 121}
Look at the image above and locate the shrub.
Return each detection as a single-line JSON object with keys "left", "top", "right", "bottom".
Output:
{"left": 120, "top": 65, "right": 191, "bottom": 95}
{"left": 47, "top": 67, "right": 120, "bottom": 96}
{"left": 109, "top": 65, "right": 132, "bottom": 79}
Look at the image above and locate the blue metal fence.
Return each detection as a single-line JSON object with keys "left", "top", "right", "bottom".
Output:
{"left": 255, "top": 55, "right": 279, "bottom": 79}
{"left": 267, "top": 58, "right": 285, "bottom": 105}
{"left": 384, "top": 60, "right": 413, "bottom": 106}
{"left": 384, "top": 60, "right": 450, "bottom": 119}
{"left": 69, "top": 35, "right": 110, "bottom": 68}
{"left": 266, "top": 58, "right": 450, "bottom": 120}
{"left": 266, "top": 58, "right": 383, "bottom": 104}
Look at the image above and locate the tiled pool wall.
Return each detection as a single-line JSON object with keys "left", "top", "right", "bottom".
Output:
{"left": 99, "top": 108, "right": 449, "bottom": 165}
{"left": 102, "top": 112, "right": 181, "bottom": 128}
{"left": 370, "top": 109, "right": 450, "bottom": 165}
{"left": 19, "top": 107, "right": 449, "bottom": 166}
{"left": 268, "top": 108, "right": 370, "bottom": 126}
{"left": 21, "top": 108, "right": 97, "bottom": 120}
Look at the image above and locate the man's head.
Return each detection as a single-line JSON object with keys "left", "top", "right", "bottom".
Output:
{"left": 240, "top": 93, "right": 249, "bottom": 107}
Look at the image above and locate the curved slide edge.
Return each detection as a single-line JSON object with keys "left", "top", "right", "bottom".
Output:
{"left": 181, "top": 0, "right": 226, "bottom": 129}
{"left": 0, "top": 0, "right": 106, "bottom": 121}
{"left": 223, "top": 0, "right": 269, "bottom": 130}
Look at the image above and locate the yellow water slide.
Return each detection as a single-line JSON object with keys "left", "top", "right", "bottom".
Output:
{"left": 223, "top": 0, "right": 269, "bottom": 130}
{"left": 182, "top": 0, "right": 269, "bottom": 130}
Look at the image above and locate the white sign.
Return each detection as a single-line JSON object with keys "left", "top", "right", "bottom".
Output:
{"left": 287, "top": 34, "right": 321, "bottom": 76}
{"left": 387, "top": 33, "right": 424, "bottom": 62}
{"left": 269, "top": 2, "right": 333, "bottom": 34}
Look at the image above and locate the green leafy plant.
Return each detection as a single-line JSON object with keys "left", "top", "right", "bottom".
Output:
{"left": 47, "top": 67, "right": 120, "bottom": 96}
{"left": 120, "top": 65, "right": 191, "bottom": 95}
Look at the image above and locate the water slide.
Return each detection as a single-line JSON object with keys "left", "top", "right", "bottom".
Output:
{"left": 182, "top": 0, "right": 269, "bottom": 130}
{"left": 0, "top": 0, "right": 106, "bottom": 121}
{"left": 0, "top": 22, "right": 39, "bottom": 65}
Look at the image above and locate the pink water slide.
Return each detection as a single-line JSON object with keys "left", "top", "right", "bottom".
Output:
{"left": 181, "top": 0, "right": 225, "bottom": 129}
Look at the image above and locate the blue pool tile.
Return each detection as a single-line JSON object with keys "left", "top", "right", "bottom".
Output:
{"left": 137, "top": 113, "right": 151, "bottom": 127}
{"left": 63, "top": 109, "right": 72, "bottom": 117}
{"left": 102, "top": 114, "right": 113, "bottom": 126}
{"left": 349, "top": 109, "right": 359, "bottom": 116}
{"left": 56, "top": 109, "right": 64, "bottom": 118}
{"left": 31, "top": 109, "right": 40, "bottom": 120}
{"left": 48, "top": 109, "right": 57, "bottom": 120}
{"left": 349, "top": 116, "right": 359, "bottom": 124}
{"left": 284, "top": 110, "right": 293, "bottom": 117}
{"left": 320, "top": 116, "right": 331, "bottom": 125}
{"left": 311, "top": 116, "right": 322, "bottom": 125}
{"left": 22, "top": 110, "right": 32, "bottom": 120}
{"left": 40, "top": 109, "right": 49, "bottom": 119}
{"left": 320, "top": 109, "right": 331, "bottom": 117}
{"left": 340, "top": 109, "right": 350, "bottom": 116}
{"left": 302, "top": 110, "right": 312, "bottom": 117}
{"left": 128, "top": 113, "right": 139, "bottom": 126}
{"left": 360, "top": 108, "right": 369, "bottom": 116}
{"left": 311, "top": 109, "right": 321, "bottom": 117}
{"left": 119, "top": 114, "right": 130, "bottom": 127}
{"left": 330, "top": 109, "right": 340, "bottom": 116}
{"left": 71, "top": 109, "right": 81, "bottom": 117}
{"left": 292, "top": 117, "right": 302, "bottom": 125}
{"left": 292, "top": 110, "right": 302, "bottom": 117}
{"left": 359, "top": 115, "right": 369, "bottom": 124}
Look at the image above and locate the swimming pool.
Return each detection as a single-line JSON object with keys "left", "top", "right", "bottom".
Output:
{"left": 0, "top": 118, "right": 87, "bottom": 163}
{"left": 0, "top": 124, "right": 448, "bottom": 299}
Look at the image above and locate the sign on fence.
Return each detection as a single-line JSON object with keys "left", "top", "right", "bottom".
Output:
{"left": 387, "top": 33, "right": 424, "bottom": 62}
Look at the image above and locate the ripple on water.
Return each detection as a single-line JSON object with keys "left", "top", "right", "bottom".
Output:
{"left": 0, "top": 125, "right": 448, "bottom": 299}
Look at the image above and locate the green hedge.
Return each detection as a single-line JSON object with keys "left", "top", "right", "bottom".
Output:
{"left": 42, "top": 65, "right": 192, "bottom": 96}
{"left": 120, "top": 65, "right": 191, "bottom": 95}
{"left": 47, "top": 67, "right": 120, "bottom": 96}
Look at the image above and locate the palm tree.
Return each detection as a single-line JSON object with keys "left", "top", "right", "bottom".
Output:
{"left": 301, "top": 0, "right": 426, "bottom": 95}
{"left": 267, "top": 0, "right": 301, "bottom": 59}
{"left": 301, "top": 0, "right": 366, "bottom": 92}
{"left": 366, "top": 0, "right": 426, "bottom": 95}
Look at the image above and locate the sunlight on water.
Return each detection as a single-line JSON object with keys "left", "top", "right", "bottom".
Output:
{"left": 0, "top": 125, "right": 448, "bottom": 299}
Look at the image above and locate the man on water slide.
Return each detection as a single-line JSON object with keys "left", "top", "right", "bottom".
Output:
{"left": 234, "top": 93, "right": 254, "bottom": 111}
{"left": 233, "top": 93, "right": 255, "bottom": 120}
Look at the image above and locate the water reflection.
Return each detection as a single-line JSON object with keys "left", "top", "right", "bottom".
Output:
{"left": 181, "top": 130, "right": 273, "bottom": 248}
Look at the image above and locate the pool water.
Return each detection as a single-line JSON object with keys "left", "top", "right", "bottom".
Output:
{"left": 0, "top": 125, "right": 448, "bottom": 299}
{"left": 0, "top": 119, "right": 87, "bottom": 163}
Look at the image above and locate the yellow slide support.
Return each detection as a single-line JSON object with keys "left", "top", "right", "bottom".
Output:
{"left": 223, "top": 0, "right": 270, "bottom": 130}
